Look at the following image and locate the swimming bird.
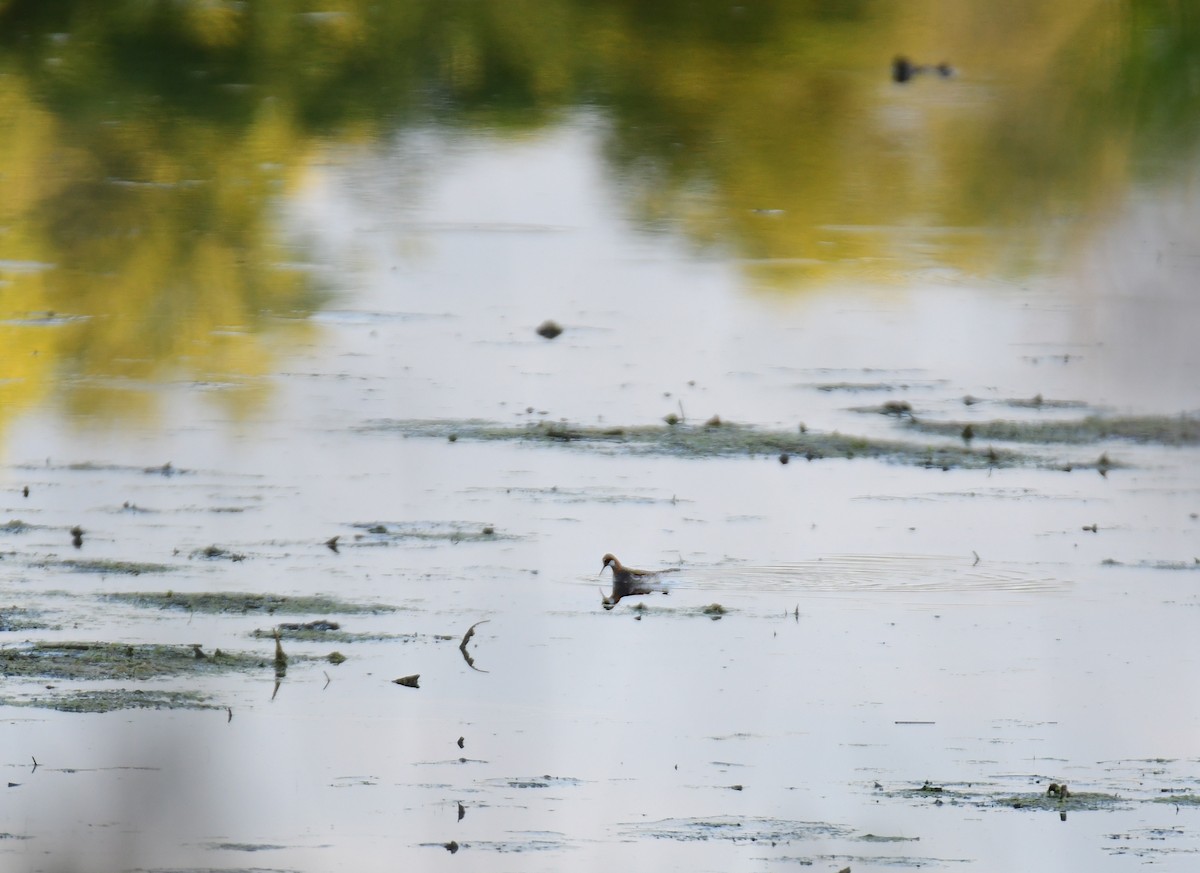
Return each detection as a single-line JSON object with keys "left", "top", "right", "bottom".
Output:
{"left": 600, "top": 553, "right": 675, "bottom": 610}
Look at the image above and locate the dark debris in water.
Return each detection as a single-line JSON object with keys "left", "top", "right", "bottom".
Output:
{"left": 105, "top": 590, "right": 394, "bottom": 615}
{"left": 364, "top": 418, "right": 1033, "bottom": 469}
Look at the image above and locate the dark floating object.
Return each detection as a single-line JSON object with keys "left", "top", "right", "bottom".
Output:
{"left": 457, "top": 736, "right": 465, "bottom": 749}
{"left": 22, "top": 486, "right": 29, "bottom": 498}
{"left": 459, "top": 620, "right": 490, "bottom": 672}
{"left": 961, "top": 424, "right": 974, "bottom": 443}
{"left": 1082, "top": 523, "right": 1098, "bottom": 533}
{"left": 273, "top": 629, "right": 288, "bottom": 677}
{"left": 893, "top": 56, "right": 956, "bottom": 83}
{"left": 457, "top": 801, "right": 466, "bottom": 821}
{"left": 536, "top": 320, "right": 563, "bottom": 339}
{"left": 70, "top": 526, "right": 84, "bottom": 549}
{"left": 881, "top": 400, "right": 912, "bottom": 418}
{"left": 778, "top": 452, "right": 789, "bottom": 465}
{"left": 278, "top": 619, "right": 340, "bottom": 632}
{"left": 600, "top": 553, "right": 676, "bottom": 610}
{"left": 393, "top": 674, "right": 420, "bottom": 688}
{"left": 443, "top": 840, "right": 459, "bottom": 854}
{"left": 325, "top": 536, "right": 340, "bottom": 554}
{"left": 1047, "top": 782, "right": 1071, "bottom": 799}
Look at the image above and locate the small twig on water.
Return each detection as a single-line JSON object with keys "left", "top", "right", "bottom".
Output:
{"left": 459, "top": 620, "right": 491, "bottom": 673}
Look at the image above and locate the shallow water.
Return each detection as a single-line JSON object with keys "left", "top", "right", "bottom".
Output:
{"left": 3, "top": 4, "right": 1200, "bottom": 872}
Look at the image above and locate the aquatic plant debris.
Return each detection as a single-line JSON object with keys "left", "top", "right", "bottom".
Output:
{"left": 0, "top": 641, "right": 269, "bottom": 680}
{"left": 53, "top": 559, "right": 174, "bottom": 575}
{"left": 350, "top": 520, "right": 508, "bottom": 543}
{"left": 361, "top": 418, "right": 1043, "bottom": 469}
{"left": 904, "top": 413, "right": 1200, "bottom": 446}
{"left": 882, "top": 781, "right": 1131, "bottom": 812}
{"left": 0, "top": 688, "right": 214, "bottom": 713}
{"left": 105, "top": 590, "right": 394, "bottom": 614}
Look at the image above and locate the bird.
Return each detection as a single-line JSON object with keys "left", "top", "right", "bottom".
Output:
{"left": 600, "top": 553, "right": 675, "bottom": 610}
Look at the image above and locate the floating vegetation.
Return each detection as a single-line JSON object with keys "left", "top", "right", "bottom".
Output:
{"left": 0, "top": 607, "right": 53, "bottom": 633}
{"left": 191, "top": 545, "right": 247, "bottom": 561}
{"left": 105, "top": 591, "right": 394, "bottom": 615}
{"left": 906, "top": 414, "right": 1200, "bottom": 447}
{"left": 349, "top": 520, "right": 506, "bottom": 544}
{"left": 0, "top": 688, "right": 215, "bottom": 713}
{"left": 0, "top": 641, "right": 267, "bottom": 681}
{"left": 363, "top": 418, "right": 1034, "bottom": 469}
{"left": 53, "top": 559, "right": 174, "bottom": 575}
{"left": 1004, "top": 394, "right": 1090, "bottom": 410}
{"left": 621, "top": 815, "right": 852, "bottom": 843}
{"left": 252, "top": 623, "right": 422, "bottom": 644}
{"left": 0, "top": 519, "right": 37, "bottom": 534}
{"left": 350, "top": 522, "right": 511, "bottom": 542}
{"left": 882, "top": 781, "right": 1129, "bottom": 812}
{"left": 995, "top": 790, "right": 1126, "bottom": 812}
{"left": 1101, "top": 558, "right": 1200, "bottom": 571}
{"left": 814, "top": 381, "right": 903, "bottom": 393}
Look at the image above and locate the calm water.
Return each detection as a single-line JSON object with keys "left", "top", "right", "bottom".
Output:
{"left": 2, "top": 3, "right": 1200, "bottom": 871}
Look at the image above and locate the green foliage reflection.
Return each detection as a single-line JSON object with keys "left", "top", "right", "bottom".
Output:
{"left": 0, "top": 0, "right": 1197, "bottom": 427}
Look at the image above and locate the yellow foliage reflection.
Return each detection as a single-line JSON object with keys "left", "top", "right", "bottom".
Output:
{"left": 0, "top": 0, "right": 1196, "bottom": 430}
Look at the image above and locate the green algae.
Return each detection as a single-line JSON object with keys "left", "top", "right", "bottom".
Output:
{"left": 105, "top": 590, "right": 394, "bottom": 615}
{"left": 0, "top": 607, "right": 53, "bottom": 633}
{"left": 994, "top": 791, "right": 1128, "bottom": 812}
{"left": 253, "top": 623, "right": 420, "bottom": 643}
{"left": 363, "top": 418, "right": 1031, "bottom": 469}
{"left": 887, "top": 781, "right": 1128, "bottom": 812}
{"left": 0, "top": 641, "right": 267, "bottom": 681}
{"left": 0, "top": 688, "right": 214, "bottom": 713}
{"left": 907, "top": 414, "right": 1200, "bottom": 446}
{"left": 52, "top": 559, "right": 175, "bottom": 575}
{"left": 1, "top": 519, "right": 39, "bottom": 534}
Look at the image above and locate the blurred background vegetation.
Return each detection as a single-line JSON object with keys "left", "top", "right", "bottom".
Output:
{"left": 1, "top": 0, "right": 1197, "bottom": 424}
